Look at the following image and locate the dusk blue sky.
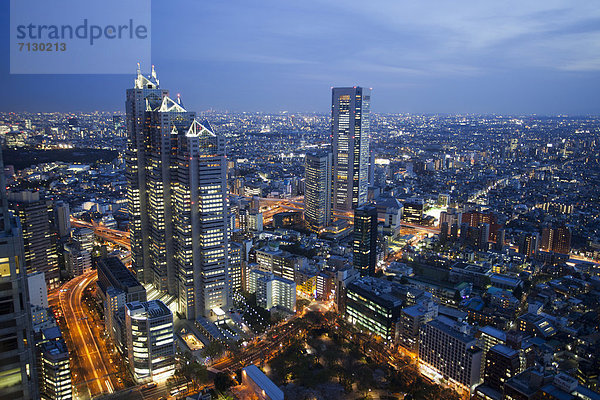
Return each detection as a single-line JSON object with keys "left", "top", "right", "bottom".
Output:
{"left": 2, "top": 0, "right": 600, "bottom": 114}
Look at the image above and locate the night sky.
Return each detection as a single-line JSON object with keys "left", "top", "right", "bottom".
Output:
{"left": 2, "top": 0, "right": 599, "bottom": 114}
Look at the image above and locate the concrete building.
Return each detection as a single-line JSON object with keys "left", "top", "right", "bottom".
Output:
{"left": 63, "top": 243, "right": 92, "bottom": 277}
{"left": 71, "top": 227, "right": 94, "bottom": 253}
{"left": 419, "top": 318, "right": 482, "bottom": 395}
{"left": 397, "top": 298, "right": 438, "bottom": 353}
{"left": 255, "top": 243, "right": 299, "bottom": 282}
{"left": 39, "top": 339, "right": 72, "bottom": 400}
{"left": 125, "top": 300, "right": 175, "bottom": 384}
{"left": 255, "top": 273, "right": 296, "bottom": 312}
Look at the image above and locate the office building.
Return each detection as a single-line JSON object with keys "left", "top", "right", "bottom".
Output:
{"left": 540, "top": 225, "right": 571, "bottom": 254}
{"left": 71, "top": 227, "right": 94, "bottom": 253}
{"left": 255, "top": 243, "right": 299, "bottom": 282}
{"left": 304, "top": 151, "right": 332, "bottom": 232}
{"left": 402, "top": 199, "right": 424, "bottom": 224}
{"left": 39, "top": 339, "right": 72, "bottom": 400}
{"left": 331, "top": 87, "right": 371, "bottom": 212}
{"left": 353, "top": 204, "right": 378, "bottom": 276}
{"left": 63, "top": 243, "right": 92, "bottom": 277}
{"left": 126, "top": 67, "right": 230, "bottom": 319}
{"left": 0, "top": 151, "right": 38, "bottom": 400}
{"left": 8, "top": 190, "right": 60, "bottom": 290}
{"left": 345, "top": 277, "right": 404, "bottom": 342}
{"left": 97, "top": 256, "right": 147, "bottom": 305}
{"left": 125, "top": 300, "right": 175, "bottom": 384}
{"left": 419, "top": 318, "right": 482, "bottom": 394}
{"left": 27, "top": 271, "right": 48, "bottom": 308}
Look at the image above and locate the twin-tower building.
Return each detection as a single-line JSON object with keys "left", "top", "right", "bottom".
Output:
{"left": 126, "top": 66, "right": 229, "bottom": 320}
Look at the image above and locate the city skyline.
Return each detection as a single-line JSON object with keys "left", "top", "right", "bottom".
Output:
{"left": 1, "top": 1, "right": 600, "bottom": 114}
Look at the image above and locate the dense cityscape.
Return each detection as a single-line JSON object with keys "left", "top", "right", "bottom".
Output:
{"left": 0, "top": 63, "right": 599, "bottom": 400}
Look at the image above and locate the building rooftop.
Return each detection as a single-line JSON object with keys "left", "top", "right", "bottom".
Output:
{"left": 242, "top": 364, "right": 284, "bottom": 400}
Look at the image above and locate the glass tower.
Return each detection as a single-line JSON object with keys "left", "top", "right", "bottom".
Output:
{"left": 331, "top": 87, "right": 371, "bottom": 212}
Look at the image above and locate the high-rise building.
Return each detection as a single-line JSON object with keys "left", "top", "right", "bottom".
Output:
{"left": 304, "top": 151, "right": 332, "bottom": 232}
{"left": 228, "top": 242, "right": 243, "bottom": 293}
{"left": 8, "top": 190, "right": 60, "bottom": 290}
{"left": 518, "top": 233, "right": 539, "bottom": 258}
{"left": 353, "top": 204, "right": 378, "bottom": 277}
{"left": 63, "top": 243, "right": 92, "bottom": 277}
{"left": 331, "top": 87, "right": 371, "bottom": 212}
{"left": 398, "top": 299, "right": 438, "bottom": 353}
{"left": 540, "top": 225, "right": 571, "bottom": 254}
{"left": 125, "top": 300, "right": 175, "bottom": 384}
{"left": 126, "top": 67, "right": 230, "bottom": 319}
{"left": 0, "top": 151, "right": 38, "bottom": 400}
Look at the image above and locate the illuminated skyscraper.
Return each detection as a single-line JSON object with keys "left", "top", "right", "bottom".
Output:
{"left": 331, "top": 87, "right": 371, "bottom": 212}
{"left": 304, "top": 151, "right": 332, "bottom": 232}
{"left": 7, "top": 190, "right": 60, "bottom": 290}
{"left": 126, "top": 66, "right": 230, "bottom": 319}
{"left": 353, "top": 204, "right": 378, "bottom": 277}
{"left": 0, "top": 151, "right": 38, "bottom": 400}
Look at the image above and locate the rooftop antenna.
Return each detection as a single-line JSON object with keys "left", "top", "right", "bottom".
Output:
{"left": 151, "top": 64, "right": 157, "bottom": 79}
{"left": 177, "top": 93, "right": 181, "bottom": 104}
{"left": 137, "top": 62, "right": 141, "bottom": 76}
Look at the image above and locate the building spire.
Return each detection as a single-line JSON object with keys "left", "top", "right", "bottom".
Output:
{"left": 152, "top": 64, "right": 157, "bottom": 79}
{"left": 137, "top": 62, "right": 141, "bottom": 76}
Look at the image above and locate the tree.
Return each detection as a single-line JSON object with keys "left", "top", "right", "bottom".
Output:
{"left": 203, "top": 340, "right": 225, "bottom": 360}
{"left": 214, "top": 372, "right": 235, "bottom": 392}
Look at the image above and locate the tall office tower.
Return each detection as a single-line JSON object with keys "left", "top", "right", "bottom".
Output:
{"left": 53, "top": 201, "right": 71, "bottom": 239}
{"left": 126, "top": 67, "right": 230, "bottom": 319}
{"left": 7, "top": 190, "right": 60, "bottom": 290}
{"left": 331, "top": 87, "right": 371, "bottom": 212}
{"left": 125, "top": 300, "right": 175, "bottom": 384}
{"left": 0, "top": 151, "right": 38, "bottom": 400}
{"left": 126, "top": 64, "right": 169, "bottom": 285}
{"left": 540, "top": 225, "right": 571, "bottom": 254}
{"left": 518, "top": 233, "right": 539, "bottom": 258}
{"left": 353, "top": 204, "right": 378, "bottom": 276}
{"left": 304, "top": 151, "right": 332, "bottom": 232}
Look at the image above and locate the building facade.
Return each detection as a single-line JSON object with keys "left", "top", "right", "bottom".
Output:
{"left": 304, "top": 151, "right": 332, "bottom": 232}
{"left": 126, "top": 67, "right": 230, "bottom": 319}
{"left": 331, "top": 87, "right": 370, "bottom": 212}
{"left": 125, "top": 300, "right": 175, "bottom": 384}
{"left": 353, "top": 204, "right": 378, "bottom": 277}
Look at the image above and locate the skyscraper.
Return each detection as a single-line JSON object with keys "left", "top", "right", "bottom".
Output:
{"left": 126, "top": 66, "right": 230, "bottom": 319}
{"left": 353, "top": 204, "right": 378, "bottom": 276}
{"left": 0, "top": 151, "right": 38, "bottom": 400}
{"left": 7, "top": 190, "right": 60, "bottom": 290}
{"left": 304, "top": 150, "right": 332, "bottom": 232}
{"left": 331, "top": 87, "right": 371, "bottom": 212}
